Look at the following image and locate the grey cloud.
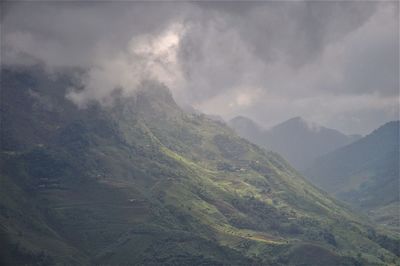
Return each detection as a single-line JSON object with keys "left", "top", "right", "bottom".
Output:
{"left": 177, "top": 15, "right": 266, "bottom": 103}
{"left": 202, "top": 1, "right": 379, "bottom": 67}
{"left": 2, "top": 1, "right": 398, "bottom": 134}
{"left": 3, "top": 1, "right": 187, "bottom": 67}
{"left": 175, "top": 1, "right": 387, "bottom": 103}
{"left": 340, "top": 6, "right": 399, "bottom": 97}
{"left": 176, "top": 1, "right": 398, "bottom": 134}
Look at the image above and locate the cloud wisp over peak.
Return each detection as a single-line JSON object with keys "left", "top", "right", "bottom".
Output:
{"left": 2, "top": 1, "right": 399, "bottom": 134}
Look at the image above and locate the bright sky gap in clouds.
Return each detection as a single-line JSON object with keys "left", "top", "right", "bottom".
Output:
{"left": 2, "top": 1, "right": 399, "bottom": 134}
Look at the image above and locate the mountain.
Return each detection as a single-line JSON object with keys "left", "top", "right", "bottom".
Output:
{"left": 229, "top": 116, "right": 361, "bottom": 171}
{"left": 229, "top": 116, "right": 265, "bottom": 145}
{"left": 181, "top": 104, "right": 225, "bottom": 123}
{"left": 304, "top": 121, "right": 400, "bottom": 231}
{"left": 1, "top": 66, "right": 399, "bottom": 265}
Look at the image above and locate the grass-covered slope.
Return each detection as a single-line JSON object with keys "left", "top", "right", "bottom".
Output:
{"left": 1, "top": 66, "right": 399, "bottom": 265}
{"left": 305, "top": 121, "right": 400, "bottom": 231}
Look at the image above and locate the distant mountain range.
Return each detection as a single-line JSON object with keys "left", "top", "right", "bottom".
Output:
{"left": 304, "top": 121, "right": 400, "bottom": 230}
{"left": 230, "top": 116, "right": 399, "bottom": 231}
{"left": 229, "top": 116, "right": 361, "bottom": 171}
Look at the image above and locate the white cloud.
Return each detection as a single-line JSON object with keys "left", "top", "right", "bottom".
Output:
{"left": 66, "top": 23, "right": 186, "bottom": 107}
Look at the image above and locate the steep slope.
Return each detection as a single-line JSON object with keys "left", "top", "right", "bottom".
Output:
{"left": 229, "top": 116, "right": 265, "bottom": 145}
{"left": 1, "top": 66, "right": 399, "bottom": 265}
{"left": 305, "top": 121, "right": 400, "bottom": 230}
{"left": 229, "top": 116, "right": 361, "bottom": 171}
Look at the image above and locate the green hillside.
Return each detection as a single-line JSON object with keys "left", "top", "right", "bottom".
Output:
{"left": 1, "top": 66, "right": 399, "bottom": 265}
{"left": 305, "top": 121, "right": 400, "bottom": 231}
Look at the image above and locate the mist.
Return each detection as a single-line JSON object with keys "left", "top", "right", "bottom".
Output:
{"left": 1, "top": 2, "right": 400, "bottom": 265}
{"left": 3, "top": 1, "right": 399, "bottom": 134}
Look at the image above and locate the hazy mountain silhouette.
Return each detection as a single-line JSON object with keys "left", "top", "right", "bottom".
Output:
{"left": 305, "top": 121, "right": 400, "bottom": 230}
{"left": 229, "top": 116, "right": 361, "bottom": 171}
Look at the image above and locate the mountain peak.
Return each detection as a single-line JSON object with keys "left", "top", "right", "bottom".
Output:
{"left": 229, "top": 116, "right": 359, "bottom": 170}
{"left": 288, "top": 116, "right": 304, "bottom": 122}
{"left": 230, "top": 115, "right": 254, "bottom": 123}
{"left": 376, "top": 120, "right": 399, "bottom": 132}
{"left": 272, "top": 116, "right": 322, "bottom": 133}
{"left": 136, "top": 80, "right": 175, "bottom": 103}
{"left": 228, "top": 116, "right": 265, "bottom": 144}
{"left": 278, "top": 116, "right": 307, "bottom": 126}
{"left": 229, "top": 116, "right": 264, "bottom": 131}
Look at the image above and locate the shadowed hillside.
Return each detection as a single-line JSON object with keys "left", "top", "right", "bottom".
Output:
{"left": 305, "top": 121, "right": 400, "bottom": 231}
{"left": 1, "top": 66, "right": 399, "bottom": 265}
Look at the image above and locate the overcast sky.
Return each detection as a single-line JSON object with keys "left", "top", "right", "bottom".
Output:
{"left": 2, "top": 1, "right": 399, "bottom": 134}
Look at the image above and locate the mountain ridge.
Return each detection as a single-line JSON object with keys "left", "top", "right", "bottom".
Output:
{"left": 1, "top": 66, "right": 398, "bottom": 265}
{"left": 304, "top": 120, "right": 400, "bottom": 231}
{"left": 229, "top": 116, "right": 362, "bottom": 171}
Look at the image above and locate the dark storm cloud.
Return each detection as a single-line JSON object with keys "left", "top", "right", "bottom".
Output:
{"left": 2, "top": 1, "right": 185, "bottom": 67}
{"left": 176, "top": 1, "right": 398, "bottom": 134}
{"left": 2, "top": 1, "right": 398, "bottom": 134}
{"left": 194, "top": 1, "right": 378, "bottom": 66}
